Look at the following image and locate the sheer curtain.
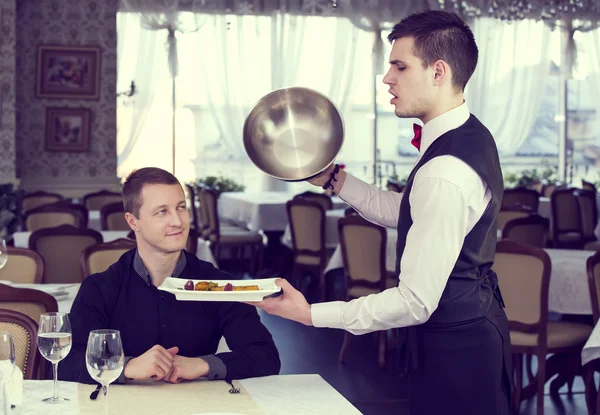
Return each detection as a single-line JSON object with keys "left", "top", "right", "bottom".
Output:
{"left": 578, "top": 27, "right": 600, "bottom": 128}
{"left": 116, "top": 13, "right": 160, "bottom": 172}
{"left": 466, "top": 18, "right": 552, "bottom": 156}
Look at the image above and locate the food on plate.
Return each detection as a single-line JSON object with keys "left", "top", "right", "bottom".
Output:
{"left": 182, "top": 280, "right": 260, "bottom": 292}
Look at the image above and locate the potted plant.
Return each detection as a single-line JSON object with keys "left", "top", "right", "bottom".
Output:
{"left": 192, "top": 176, "right": 245, "bottom": 195}
{"left": 0, "top": 183, "right": 24, "bottom": 242}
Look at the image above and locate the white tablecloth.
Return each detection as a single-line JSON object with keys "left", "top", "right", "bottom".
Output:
{"left": 218, "top": 192, "right": 347, "bottom": 232}
{"left": 12, "top": 232, "right": 217, "bottom": 268}
{"left": 582, "top": 320, "right": 600, "bottom": 365}
{"left": 14, "top": 375, "right": 360, "bottom": 415}
{"left": 88, "top": 210, "right": 101, "bottom": 231}
{"left": 325, "top": 230, "right": 593, "bottom": 314}
{"left": 12, "top": 283, "right": 79, "bottom": 313}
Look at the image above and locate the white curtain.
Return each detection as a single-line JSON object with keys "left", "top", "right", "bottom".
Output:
{"left": 117, "top": 13, "right": 160, "bottom": 168}
{"left": 466, "top": 18, "right": 552, "bottom": 156}
{"left": 578, "top": 27, "right": 600, "bottom": 129}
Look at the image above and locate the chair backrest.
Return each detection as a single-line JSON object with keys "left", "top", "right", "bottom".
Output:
{"left": 582, "top": 180, "right": 597, "bottom": 193}
{"left": 576, "top": 189, "right": 598, "bottom": 241}
{"left": 0, "top": 247, "right": 44, "bottom": 284}
{"left": 186, "top": 228, "right": 199, "bottom": 255}
{"left": 551, "top": 188, "right": 583, "bottom": 240}
{"left": 293, "top": 191, "right": 333, "bottom": 211}
{"left": 81, "top": 238, "right": 137, "bottom": 278}
{"left": 0, "top": 284, "right": 58, "bottom": 326}
{"left": 543, "top": 184, "right": 558, "bottom": 198}
{"left": 45, "top": 200, "right": 89, "bottom": 228}
{"left": 197, "top": 185, "right": 210, "bottom": 232}
{"left": 83, "top": 190, "right": 122, "bottom": 211}
{"left": 29, "top": 225, "right": 103, "bottom": 283}
{"left": 502, "top": 188, "right": 540, "bottom": 212}
{"left": 338, "top": 216, "right": 387, "bottom": 298}
{"left": 587, "top": 250, "right": 600, "bottom": 325}
{"left": 202, "top": 188, "right": 221, "bottom": 240}
{"left": 185, "top": 184, "right": 201, "bottom": 231}
{"left": 502, "top": 214, "right": 550, "bottom": 248}
{"left": 0, "top": 309, "right": 40, "bottom": 379}
{"left": 496, "top": 208, "right": 531, "bottom": 231}
{"left": 100, "top": 202, "right": 129, "bottom": 231}
{"left": 21, "top": 191, "right": 63, "bottom": 213}
{"left": 494, "top": 240, "right": 550, "bottom": 342}
{"left": 286, "top": 199, "right": 325, "bottom": 258}
{"left": 344, "top": 207, "right": 358, "bottom": 216}
{"left": 25, "top": 205, "right": 82, "bottom": 231}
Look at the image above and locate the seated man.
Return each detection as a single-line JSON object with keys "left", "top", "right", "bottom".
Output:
{"left": 59, "top": 167, "right": 280, "bottom": 384}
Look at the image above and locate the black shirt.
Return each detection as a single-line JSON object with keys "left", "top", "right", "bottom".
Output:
{"left": 58, "top": 249, "right": 280, "bottom": 384}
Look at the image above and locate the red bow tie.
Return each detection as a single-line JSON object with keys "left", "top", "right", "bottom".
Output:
{"left": 411, "top": 123, "right": 422, "bottom": 151}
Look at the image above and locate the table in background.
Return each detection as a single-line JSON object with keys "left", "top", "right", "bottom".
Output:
{"left": 219, "top": 192, "right": 347, "bottom": 232}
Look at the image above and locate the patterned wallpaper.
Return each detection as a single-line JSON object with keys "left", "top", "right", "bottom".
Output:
{"left": 15, "top": 0, "right": 118, "bottom": 186}
{"left": 0, "top": 0, "right": 17, "bottom": 182}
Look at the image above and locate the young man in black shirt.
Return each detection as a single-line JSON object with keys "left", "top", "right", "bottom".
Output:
{"left": 59, "top": 167, "right": 280, "bottom": 384}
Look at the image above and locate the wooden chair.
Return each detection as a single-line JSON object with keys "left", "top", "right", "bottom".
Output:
{"left": 576, "top": 189, "right": 598, "bottom": 245}
{"left": 502, "top": 214, "right": 549, "bottom": 248}
{"left": 551, "top": 188, "right": 584, "bottom": 249}
{"left": 202, "top": 189, "right": 263, "bottom": 275}
{"left": 293, "top": 191, "right": 333, "bottom": 211}
{"left": 21, "top": 191, "right": 63, "bottom": 213}
{"left": 185, "top": 183, "right": 202, "bottom": 231}
{"left": 82, "top": 190, "right": 122, "bottom": 211}
{"left": 45, "top": 200, "right": 89, "bottom": 228}
{"left": 495, "top": 240, "right": 592, "bottom": 415}
{"left": 0, "top": 247, "right": 44, "bottom": 284}
{"left": 29, "top": 225, "right": 103, "bottom": 283}
{"left": 337, "top": 216, "right": 396, "bottom": 368}
{"left": 497, "top": 208, "right": 532, "bottom": 232}
{"left": 100, "top": 202, "right": 129, "bottom": 231}
{"left": 502, "top": 188, "right": 540, "bottom": 212}
{"left": 0, "top": 309, "right": 41, "bottom": 379}
{"left": 0, "top": 284, "right": 58, "bottom": 328}
{"left": 286, "top": 199, "right": 327, "bottom": 300}
{"left": 583, "top": 251, "right": 600, "bottom": 414}
{"left": 81, "top": 238, "right": 137, "bottom": 277}
{"left": 25, "top": 205, "right": 83, "bottom": 231}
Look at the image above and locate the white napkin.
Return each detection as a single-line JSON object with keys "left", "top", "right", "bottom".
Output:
{"left": 7, "top": 364, "right": 24, "bottom": 406}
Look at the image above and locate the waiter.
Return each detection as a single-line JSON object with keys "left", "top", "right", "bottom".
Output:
{"left": 254, "top": 10, "right": 511, "bottom": 415}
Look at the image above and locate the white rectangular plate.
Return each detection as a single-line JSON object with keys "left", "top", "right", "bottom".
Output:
{"left": 158, "top": 277, "right": 281, "bottom": 302}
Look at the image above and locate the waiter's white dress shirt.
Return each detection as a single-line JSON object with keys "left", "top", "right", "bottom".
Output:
{"left": 311, "top": 102, "right": 493, "bottom": 335}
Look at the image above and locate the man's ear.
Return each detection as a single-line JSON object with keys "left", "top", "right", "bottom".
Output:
{"left": 432, "top": 60, "right": 449, "bottom": 86}
{"left": 125, "top": 212, "right": 138, "bottom": 231}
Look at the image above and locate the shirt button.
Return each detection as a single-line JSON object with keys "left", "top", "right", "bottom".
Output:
{"left": 162, "top": 324, "right": 166, "bottom": 328}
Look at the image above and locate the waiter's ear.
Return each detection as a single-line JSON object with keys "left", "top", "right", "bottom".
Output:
{"left": 432, "top": 60, "right": 449, "bottom": 86}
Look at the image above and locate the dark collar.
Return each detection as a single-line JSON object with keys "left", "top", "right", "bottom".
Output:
{"left": 133, "top": 249, "right": 188, "bottom": 286}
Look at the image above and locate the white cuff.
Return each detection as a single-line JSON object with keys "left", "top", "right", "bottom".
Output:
{"left": 311, "top": 301, "right": 347, "bottom": 329}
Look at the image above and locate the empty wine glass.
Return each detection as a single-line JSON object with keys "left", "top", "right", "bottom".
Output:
{"left": 0, "top": 332, "right": 15, "bottom": 415}
{"left": 0, "top": 239, "right": 7, "bottom": 270}
{"left": 38, "top": 313, "right": 72, "bottom": 403}
{"left": 86, "top": 329, "right": 124, "bottom": 415}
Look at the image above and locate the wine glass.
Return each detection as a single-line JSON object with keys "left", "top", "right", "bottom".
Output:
{"left": 0, "top": 332, "right": 15, "bottom": 415}
{"left": 0, "top": 239, "right": 7, "bottom": 270}
{"left": 38, "top": 313, "right": 72, "bottom": 403}
{"left": 86, "top": 330, "right": 124, "bottom": 415}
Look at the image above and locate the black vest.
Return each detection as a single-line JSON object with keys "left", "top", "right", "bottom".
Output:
{"left": 396, "top": 114, "right": 504, "bottom": 328}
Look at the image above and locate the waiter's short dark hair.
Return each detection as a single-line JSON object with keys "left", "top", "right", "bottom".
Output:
{"left": 122, "top": 167, "right": 181, "bottom": 217}
{"left": 388, "top": 10, "right": 478, "bottom": 92}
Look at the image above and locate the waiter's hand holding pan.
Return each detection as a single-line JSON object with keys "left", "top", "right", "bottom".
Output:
{"left": 243, "top": 87, "right": 344, "bottom": 182}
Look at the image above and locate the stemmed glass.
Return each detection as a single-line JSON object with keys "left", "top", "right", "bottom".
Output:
{"left": 86, "top": 329, "right": 124, "bottom": 415}
{"left": 0, "top": 332, "right": 15, "bottom": 415}
{"left": 38, "top": 313, "right": 72, "bottom": 403}
{"left": 0, "top": 239, "right": 7, "bottom": 270}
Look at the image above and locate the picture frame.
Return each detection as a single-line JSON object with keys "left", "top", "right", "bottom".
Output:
{"left": 45, "top": 107, "right": 91, "bottom": 152}
{"left": 36, "top": 45, "right": 101, "bottom": 100}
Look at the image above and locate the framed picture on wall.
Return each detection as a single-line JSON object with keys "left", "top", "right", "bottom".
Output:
{"left": 45, "top": 107, "right": 91, "bottom": 152}
{"left": 36, "top": 45, "right": 101, "bottom": 99}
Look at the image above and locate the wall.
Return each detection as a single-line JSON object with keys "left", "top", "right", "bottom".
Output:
{"left": 0, "top": 0, "right": 17, "bottom": 183}
{"left": 15, "top": 0, "right": 119, "bottom": 196}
